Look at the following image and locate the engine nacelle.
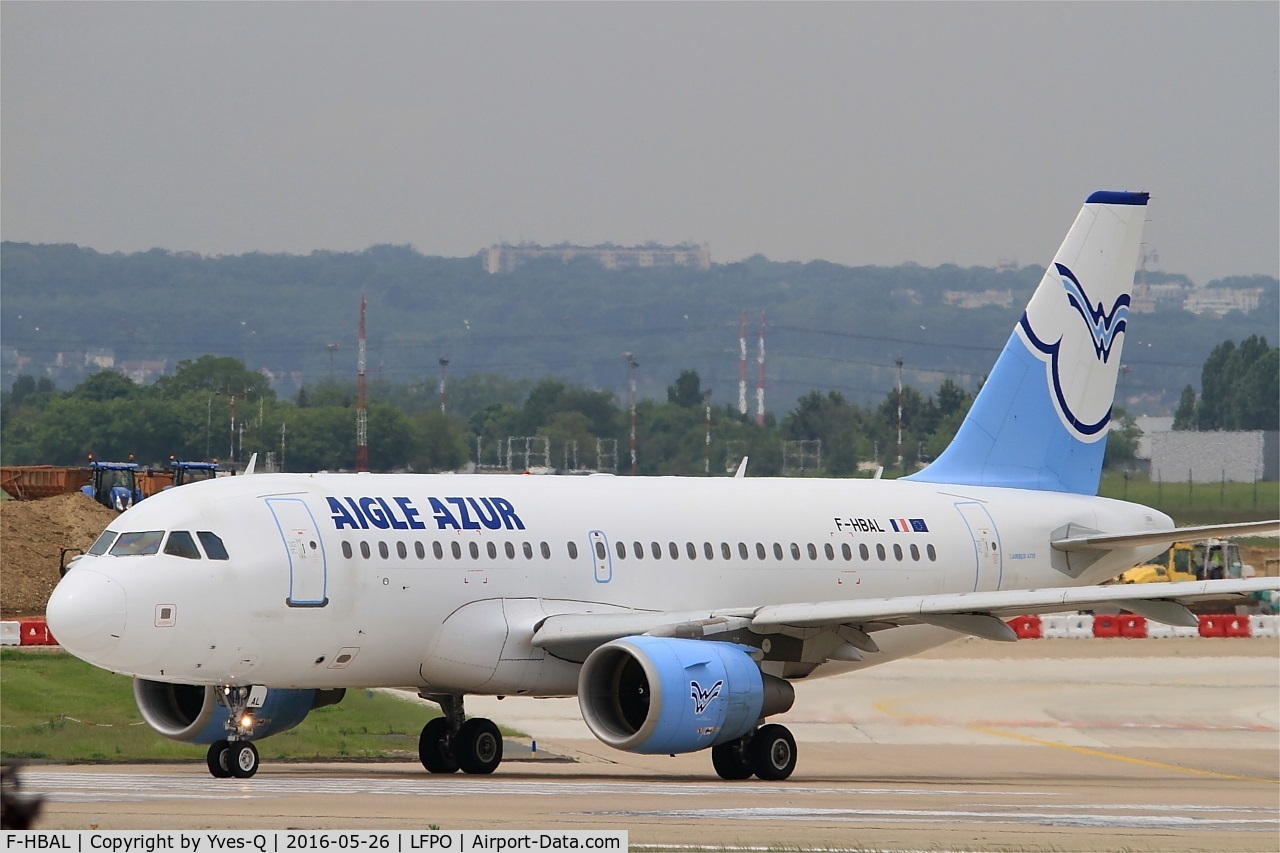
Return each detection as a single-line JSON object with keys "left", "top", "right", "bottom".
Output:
{"left": 132, "top": 679, "right": 345, "bottom": 744}
{"left": 578, "top": 636, "right": 794, "bottom": 755}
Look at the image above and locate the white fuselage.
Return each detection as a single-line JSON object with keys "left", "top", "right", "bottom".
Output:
{"left": 51, "top": 472, "right": 1170, "bottom": 694}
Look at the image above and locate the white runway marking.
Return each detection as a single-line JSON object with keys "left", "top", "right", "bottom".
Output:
{"left": 23, "top": 771, "right": 1049, "bottom": 801}
{"left": 24, "top": 771, "right": 1276, "bottom": 834}
{"left": 600, "top": 806, "right": 1279, "bottom": 832}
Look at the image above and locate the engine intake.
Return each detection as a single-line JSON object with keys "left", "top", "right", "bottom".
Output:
{"left": 133, "top": 679, "right": 345, "bottom": 744}
{"left": 578, "top": 636, "right": 793, "bottom": 755}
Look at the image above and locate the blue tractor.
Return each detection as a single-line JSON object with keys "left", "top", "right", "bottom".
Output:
{"left": 81, "top": 459, "right": 144, "bottom": 511}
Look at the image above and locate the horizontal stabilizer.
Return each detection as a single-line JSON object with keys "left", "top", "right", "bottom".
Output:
{"left": 1051, "top": 519, "right": 1280, "bottom": 553}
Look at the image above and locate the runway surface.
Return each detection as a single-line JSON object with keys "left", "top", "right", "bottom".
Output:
{"left": 16, "top": 639, "right": 1280, "bottom": 852}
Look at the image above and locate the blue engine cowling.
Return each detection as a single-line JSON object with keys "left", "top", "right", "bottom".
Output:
{"left": 132, "top": 679, "right": 345, "bottom": 744}
{"left": 577, "top": 636, "right": 794, "bottom": 755}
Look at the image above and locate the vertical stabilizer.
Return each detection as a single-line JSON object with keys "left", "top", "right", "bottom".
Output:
{"left": 907, "top": 191, "right": 1149, "bottom": 494}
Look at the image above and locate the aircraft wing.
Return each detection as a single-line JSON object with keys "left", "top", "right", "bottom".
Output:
{"left": 532, "top": 577, "right": 1280, "bottom": 653}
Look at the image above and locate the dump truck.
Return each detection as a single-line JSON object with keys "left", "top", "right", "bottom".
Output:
{"left": 0, "top": 465, "right": 92, "bottom": 500}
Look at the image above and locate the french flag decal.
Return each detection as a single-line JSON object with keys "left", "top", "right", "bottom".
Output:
{"left": 890, "top": 518, "right": 929, "bottom": 533}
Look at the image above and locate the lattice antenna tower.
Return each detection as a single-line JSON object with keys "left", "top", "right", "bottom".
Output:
{"left": 755, "top": 312, "right": 766, "bottom": 426}
{"left": 355, "top": 293, "right": 369, "bottom": 472}
{"left": 738, "top": 311, "right": 748, "bottom": 416}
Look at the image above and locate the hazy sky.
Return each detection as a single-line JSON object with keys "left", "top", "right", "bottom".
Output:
{"left": 3, "top": 2, "right": 1277, "bottom": 285}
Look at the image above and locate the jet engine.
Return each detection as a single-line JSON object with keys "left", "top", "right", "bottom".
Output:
{"left": 577, "top": 636, "right": 793, "bottom": 755}
{"left": 132, "top": 679, "right": 345, "bottom": 744}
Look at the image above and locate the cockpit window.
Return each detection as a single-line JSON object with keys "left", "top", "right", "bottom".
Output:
{"left": 109, "top": 531, "right": 164, "bottom": 556}
{"left": 197, "top": 531, "right": 230, "bottom": 560}
{"left": 88, "top": 530, "right": 119, "bottom": 556}
{"left": 164, "top": 530, "right": 202, "bottom": 560}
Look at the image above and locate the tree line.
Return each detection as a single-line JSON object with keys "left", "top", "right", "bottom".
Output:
{"left": 9, "top": 336, "right": 1272, "bottom": 479}
{"left": 2, "top": 356, "right": 992, "bottom": 477}
{"left": 1171, "top": 336, "right": 1278, "bottom": 432}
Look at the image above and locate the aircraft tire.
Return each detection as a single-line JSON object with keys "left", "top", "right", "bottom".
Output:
{"left": 711, "top": 738, "right": 753, "bottom": 780}
{"left": 748, "top": 724, "right": 796, "bottom": 781}
{"left": 206, "top": 740, "right": 233, "bottom": 779}
{"left": 418, "top": 718, "right": 458, "bottom": 774}
{"left": 229, "top": 742, "right": 259, "bottom": 779}
{"left": 455, "top": 718, "right": 503, "bottom": 775}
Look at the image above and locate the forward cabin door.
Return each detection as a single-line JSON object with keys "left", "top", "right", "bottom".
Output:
{"left": 266, "top": 497, "right": 329, "bottom": 607}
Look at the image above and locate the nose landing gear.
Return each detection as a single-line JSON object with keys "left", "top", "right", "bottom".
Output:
{"left": 205, "top": 686, "right": 261, "bottom": 779}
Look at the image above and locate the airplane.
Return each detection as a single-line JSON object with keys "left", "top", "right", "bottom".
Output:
{"left": 46, "top": 191, "right": 1280, "bottom": 782}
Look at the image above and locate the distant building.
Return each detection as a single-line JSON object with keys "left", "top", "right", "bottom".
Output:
{"left": 943, "top": 289, "right": 1014, "bottom": 309}
{"left": 484, "top": 242, "right": 711, "bottom": 274}
{"left": 1182, "top": 286, "right": 1264, "bottom": 316}
{"left": 1149, "top": 430, "right": 1278, "bottom": 482}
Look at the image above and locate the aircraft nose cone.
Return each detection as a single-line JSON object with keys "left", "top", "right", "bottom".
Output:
{"left": 46, "top": 568, "right": 126, "bottom": 662}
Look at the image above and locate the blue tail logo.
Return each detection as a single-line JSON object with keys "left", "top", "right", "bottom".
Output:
{"left": 1059, "top": 264, "right": 1129, "bottom": 363}
{"left": 1019, "top": 263, "right": 1131, "bottom": 438}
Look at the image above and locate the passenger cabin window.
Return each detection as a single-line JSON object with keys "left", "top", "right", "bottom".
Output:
{"left": 860, "top": 544, "right": 870, "bottom": 561}
{"left": 568, "top": 542, "right": 579, "bottom": 560}
{"left": 110, "top": 531, "right": 164, "bottom": 556}
{"left": 633, "top": 542, "right": 643, "bottom": 559}
{"left": 668, "top": 542, "right": 679, "bottom": 559}
{"left": 523, "top": 542, "right": 534, "bottom": 559}
{"left": 89, "top": 530, "right": 119, "bottom": 556}
{"left": 415, "top": 542, "right": 426, "bottom": 559}
{"left": 773, "top": 543, "right": 784, "bottom": 561}
{"left": 876, "top": 544, "right": 887, "bottom": 561}
{"left": 722, "top": 543, "right": 733, "bottom": 560}
{"left": 379, "top": 542, "right": 390, "bottom": 559}
{"left": 468, "top": 542, "right": 479, "bottom": 559}
{"left": 505, "top": 542, "right": 516, "bottom": 559}
{"left": 755, "top": 543, "right": 766, "bottom": 560}
{"left": 197, "top": 532, "right": 230, "bottom": 560}
{"left": 451, "top": 542, "right": 462, "bottom": 559}
{"left": 360, "top": 542, "right": 371, "bottom": 559}
{"left": 926, "top": 544, "right": 937, "bottom": 561}
{"left": 397, "top": 542, "right": 408, "bottom": 559}
{"left": 342, "top": 542, "right": 353, "bottom": 559}
{"left": 163, "top": 531, "right": 202, "bottom": 560}
{"left": 488, "top": 542, "right": 498, "bottom": 559}
{"left": 595, "top": 541, "right": 608, "bottom": 560}
{"left": 615, "top": 541, "right": 626, "bottom": 559}
{"left": 651, "top": 542, "right": 662, "bottom": 559}
{"left": 540, "top": 542, "right": 551, "bottom": 559}
{"left": 704, "top": 542, "right": 714, "bottom": 560}
{"left": 790, "top": 544, "right": 801, "bottom": 560}
{"left": 824, "top": 544, "right": 834, "bottom": 560}
{"left": 433, "top": 542, "right": 444, "bottom": 560}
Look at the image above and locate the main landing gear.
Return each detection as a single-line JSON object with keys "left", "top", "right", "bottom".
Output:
{"left": 710, "top": 723, "right": 797, "bottom": 781}
{"left": 417, "top": 693, "right": 503, "bottom": 775}
{"left": 206, "top": 686, "right": 261, "bottom": 779}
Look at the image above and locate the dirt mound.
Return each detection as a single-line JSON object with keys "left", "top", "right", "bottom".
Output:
{"left": 1, "top": 493, "right": 118, "bottom": 618}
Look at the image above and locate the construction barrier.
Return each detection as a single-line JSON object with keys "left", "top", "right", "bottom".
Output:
{"left": 0, "top": 621, "right": 20, "bottom": 646}
{"left": 1119, "top": 615, "right": 1149, "bottom": 638}
{"left": 1248, "top": 615, "right": 1279, "bottom": 638}
{"left": 1006, "top": 615, "right": 1042, "bottom": 639}
{"left": 1016, "top": 614, "right": 1265, "bottom": 639}
{"left": 1092, "top": 614, "right": 1122, "bottom": 638}
{"left": 18, "top": 619, "right": 54, "bottom": 646}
